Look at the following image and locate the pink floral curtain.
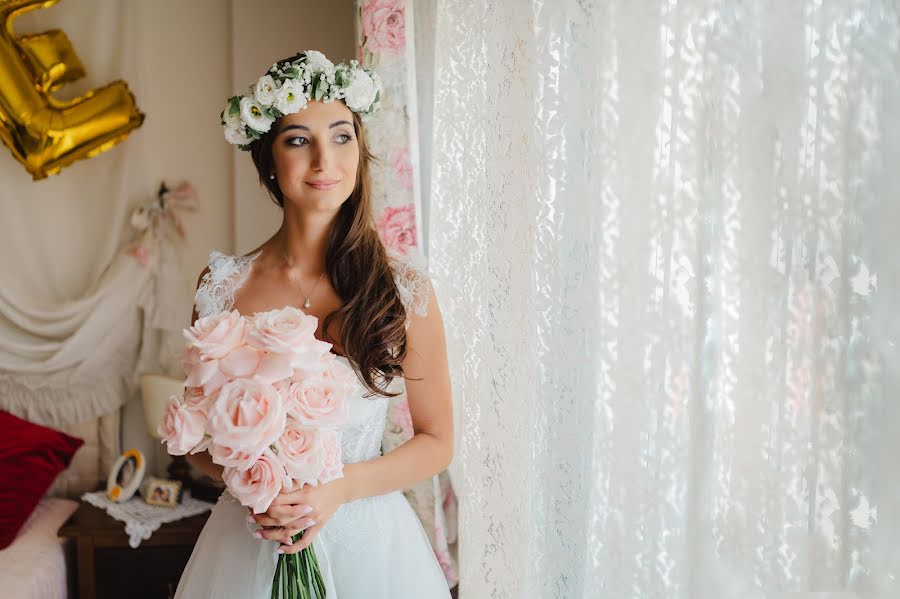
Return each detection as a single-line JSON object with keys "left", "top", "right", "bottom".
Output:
{"left": 356, "top": 0, "right": 459, "bottom": 589}
{"left": 357, "top": 0, "right": 421, "bottom": 256}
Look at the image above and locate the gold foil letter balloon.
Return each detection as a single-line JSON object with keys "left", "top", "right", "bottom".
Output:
{"left": 0, "top": 0, "right": 144, "bottom": 180}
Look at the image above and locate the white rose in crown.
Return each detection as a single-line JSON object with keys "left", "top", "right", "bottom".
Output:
{"left": 221, "top": 107, "right": 252, "bottom": 145}
{"left": 222, "top": 109, "right": 242, "bottom": 130}
{"left": 240, "top": 96, "right": 273, "bottom": 133}
{"left": 254, "top": 74, "right": 278, "bottom": 105}
{"left": 224, "top": 125, "right": 253, "bottom": 145}
{"left": 344, "top": 70, "right": 378, "bottom": 113}
{"left": 305, "top": 51, "right": 335, "bottom": 76}
{"left": 275, "top": 79, "right": 307, "bottom": 114}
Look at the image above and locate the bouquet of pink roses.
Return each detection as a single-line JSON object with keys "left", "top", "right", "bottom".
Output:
{"left": 158, "top": 306, "right": 356, "bottom": 599}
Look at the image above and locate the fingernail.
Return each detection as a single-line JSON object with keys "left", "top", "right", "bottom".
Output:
{"left": 306, "top": 520, "right": 316, "bottom": 528}
{"left": 302, "top": 505, "right": 314, "bottom": 514}
{"left": 253, "top": 532, "right": 262, "bottom": 539}
{"left": 246, "top": 515, "right": 255, "bottom": 522}
{"left": 276, "top": 548, "right": 284, "bottom": 554}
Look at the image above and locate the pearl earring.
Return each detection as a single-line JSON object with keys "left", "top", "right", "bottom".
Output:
{"left": 269, "top": 173, "right": 275, "bottom": 180}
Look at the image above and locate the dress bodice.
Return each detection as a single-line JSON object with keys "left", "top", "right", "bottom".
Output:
{"left": 338, "top": 372, "right": 389, "bottom": 463}
{"left": 191, "top": 245, "right": 431, "bottom": 465}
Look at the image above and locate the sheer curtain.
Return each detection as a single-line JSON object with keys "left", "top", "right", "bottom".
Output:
{"left": 424, "top": 1, "right": 900, "bottom": 597}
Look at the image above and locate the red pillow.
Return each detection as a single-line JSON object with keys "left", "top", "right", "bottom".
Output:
{"left": 0, "top": 411, "right": 84, "bottom": 549}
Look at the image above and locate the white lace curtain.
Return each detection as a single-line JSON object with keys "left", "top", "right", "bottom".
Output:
{"left": 424, "top": 1, "right": 900, "bottom": 597}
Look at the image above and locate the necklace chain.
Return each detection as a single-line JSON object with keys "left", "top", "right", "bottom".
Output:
{"left": 279, "top": 241, "right": 326, "bottom": 309}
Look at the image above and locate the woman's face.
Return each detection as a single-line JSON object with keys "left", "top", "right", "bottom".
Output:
{"left": 270, "top": 100, "right": 360, "bottom": 211}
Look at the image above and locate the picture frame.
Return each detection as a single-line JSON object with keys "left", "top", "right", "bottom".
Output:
{"left": 106, "top": 448, "right": 146, "bottom": 502}
{"left": 143, "top": 477, "right": 182, "bottom": 507}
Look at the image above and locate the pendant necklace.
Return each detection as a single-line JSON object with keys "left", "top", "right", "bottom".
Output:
{"left": 279, "top": 242, "right": 325, "bottom": 309}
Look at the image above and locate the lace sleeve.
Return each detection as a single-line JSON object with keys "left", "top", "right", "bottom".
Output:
{"left": 388, "top": 246, "right": 432, "bottom": 330}
{"left": 193, "top": 250, "right": 258, "bottom": 318}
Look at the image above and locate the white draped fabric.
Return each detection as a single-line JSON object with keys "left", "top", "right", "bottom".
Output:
{"left": 425, "top": 1, "right": 900, "bottom": 597}
{"left": 0, "top": 1, "right": 186, "bottom": 428}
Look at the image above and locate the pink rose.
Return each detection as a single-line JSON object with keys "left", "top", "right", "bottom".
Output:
{"left": 207, "top": 379, "right": 286, "bottom": 464}
{"left": 317, "top": 429, "right": 344, "bottom": 484}
{"left": 189, "top": 435, "right": 212, "bottom": 455}
{"left": 377, "top": 204, "right": 417, "bottom": 255}
{"left": 184, "top": 310, "right": 245, "bottom": 360}
{"left": 247, "top": 307, "right": 333, "bottom": 374}
{"left": 322, "top": 357, "right": 360, "bottom": 395}
{"left": 289, "top": 350, "right": 338, "bottom": 384}
{"left": 209, "top": 443, "right": 257, "bottom": 471}
{"left": 361, "top": 0, "right": 406, "bottom": 56}
{"left": 179, "top": 345, "right": 227, "bottom": 395}
{"left": 309, "top": 352, "right": 357, "bottom": 384}
{"left": 273, "top": 379, "right": 291, "bottom": 398}
{"left": 216, "top": 344, "right": 292, "bottom": 384}
{"left": 158, "top": 394, "right": 205, "bottom": 456}
{"left": 217, "top": 344, "right": 262, "bottom": 378}
{"left": 182, "top": 386, "right": 213, "bottom": 415}
{"left": 181, "top": 310, "right": 246, "bottom": 394}
{"left": 285, "top": 375, "right": 350, "bottom": 429}
{"left": 246, "top": 306, "right": 316, "bottom": 352}
{"left": 390, "top": 147, "right": 414, "bottom": 190}
{"left": 277, "top": 421, "right": 326, "bottom": 489}
{"left": 223, "top": 450, "right": 285, "bottom": 514}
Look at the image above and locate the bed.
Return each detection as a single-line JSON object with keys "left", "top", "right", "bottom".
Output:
{"left": 0, "top": 497, "right": 79, "bottom": 599}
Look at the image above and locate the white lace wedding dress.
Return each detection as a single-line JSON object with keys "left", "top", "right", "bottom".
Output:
{"left": 173, "top": 249, "right": 451, "bottom": 598}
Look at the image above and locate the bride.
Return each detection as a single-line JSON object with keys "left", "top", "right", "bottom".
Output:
{"left": 173, "top": 51, "right": 454, "bottom": 598}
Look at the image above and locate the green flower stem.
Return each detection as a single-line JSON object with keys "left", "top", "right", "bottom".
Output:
{"left": 303, "top": 548, "right": 316, "bottom": 598}
{"left": 291, "top": 551, "right": 311, "bottom": 599}
{"left": 270, "top": 557, "right": 280, "bottom": 599}
{"left": 289, "top": 551, "right": 299, "bottom": 599}
{"left": 270, "top": 530, "right": 327, "bottom": 598}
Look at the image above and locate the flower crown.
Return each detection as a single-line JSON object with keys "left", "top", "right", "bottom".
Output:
{"left": 221, "top": 50, "right": 382, "bottom": 151}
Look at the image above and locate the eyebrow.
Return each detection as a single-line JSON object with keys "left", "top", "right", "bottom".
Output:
{"left": 279, "top": 120, "right": 353, "bottom": 135}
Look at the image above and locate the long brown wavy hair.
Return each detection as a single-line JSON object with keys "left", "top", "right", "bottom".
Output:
{"left": 247, "top": 65, "right": 408, "bottom": 398}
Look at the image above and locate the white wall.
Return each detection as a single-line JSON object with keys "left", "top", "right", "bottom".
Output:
{"left": 138, "top": 0, "right": 235, "bottom": 288}
{"left": 231, "top": 0, "right": 357, "bottom": 254}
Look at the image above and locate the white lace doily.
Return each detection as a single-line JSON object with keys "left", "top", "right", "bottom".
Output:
{"left": 81, "top": 490, "right": 213, "bottom": 548}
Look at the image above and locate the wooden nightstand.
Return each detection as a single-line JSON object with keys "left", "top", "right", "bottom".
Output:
{"left": 58, "top": 501, "right": 211, "bottom": 599}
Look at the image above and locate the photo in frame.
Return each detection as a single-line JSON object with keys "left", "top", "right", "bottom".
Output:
{"left": 142, "top": 477, "right": 182, "bottom": 507}
{"left": 106, "top": 448, "right": 146, "bottom": 502}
